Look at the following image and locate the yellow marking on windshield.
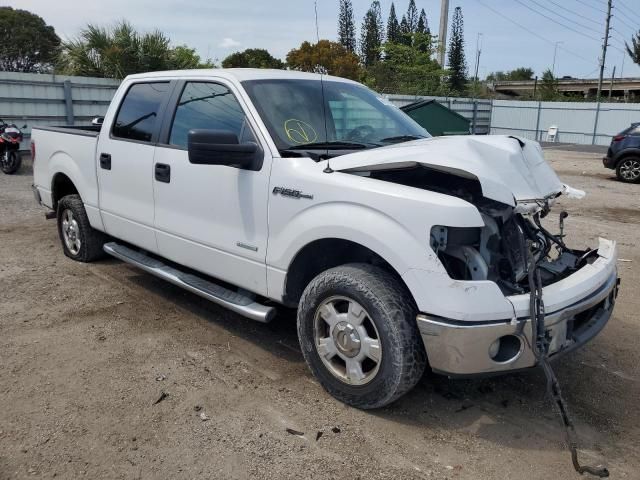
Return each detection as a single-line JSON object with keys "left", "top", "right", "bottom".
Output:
{"left": 284, "top": 119, "right": 318, "bottom": 144}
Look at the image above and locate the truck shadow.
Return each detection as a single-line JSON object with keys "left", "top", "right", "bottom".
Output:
{"left": 123, "top": 265, "right": 635, "bottom": 458}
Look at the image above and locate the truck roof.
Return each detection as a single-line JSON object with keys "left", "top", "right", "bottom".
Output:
{"left": 124, "top": 68, "right": 357, "bottom": 84}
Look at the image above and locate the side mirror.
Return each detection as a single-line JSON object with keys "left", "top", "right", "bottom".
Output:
{"left": 22, "top": 124, "right": 27, "bottom": 129}
{"left": 91, "top": 117, "right": 104, "bottom": 126}
{"left": 187, "top": 129, "right": 262, "bottom": 170}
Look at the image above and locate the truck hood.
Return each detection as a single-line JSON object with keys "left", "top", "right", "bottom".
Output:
{"left": 329, "top": 135, "right": 573, "bottom": 208}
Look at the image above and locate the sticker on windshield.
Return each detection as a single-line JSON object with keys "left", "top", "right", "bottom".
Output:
{"left": 284, "top": 119, "right": 318, "bottom": 144}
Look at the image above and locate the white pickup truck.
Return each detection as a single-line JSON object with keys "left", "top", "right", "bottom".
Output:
{"left": 32, "top": 69, "right": 619, "bottom": 408}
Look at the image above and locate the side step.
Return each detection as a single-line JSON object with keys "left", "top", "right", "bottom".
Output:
{"left": 103, "top": 242, "right": 275, "bottom": 323}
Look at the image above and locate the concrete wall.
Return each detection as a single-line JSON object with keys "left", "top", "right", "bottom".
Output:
{"left": 0, "top": 71, "right": 120, "bottom": 149}
{"left": 490, "top": 99, "right": 640, "bottom": 146}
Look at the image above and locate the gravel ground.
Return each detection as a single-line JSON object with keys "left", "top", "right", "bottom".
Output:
{"left": 0, "top": 149, "right": 638, "bottom": 479}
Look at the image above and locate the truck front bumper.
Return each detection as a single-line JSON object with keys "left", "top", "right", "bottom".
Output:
{"left": 417, "top": 239, "right": 619, "bottom": 376}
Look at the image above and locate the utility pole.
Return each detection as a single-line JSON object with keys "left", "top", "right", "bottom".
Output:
{"left": 438, "top": 0, "right": 450, "bottom": 67}
{"left": 552, "top": 41, "right": 563, "bottom": 77}
{"left": 596, "top": 0, "right": 613, "bottom": 102}
{"left": 609, "top": 65, "right": 617, "bottom": 100}
{"left": 474, "top": 33, "right": 483, "bottom": 83}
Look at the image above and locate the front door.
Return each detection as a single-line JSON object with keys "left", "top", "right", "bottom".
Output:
{"left": 152, "top": 80, "right": 272, "bottom": 296}
{"left": 97, "top": 81, "right": 172, "bottom": 252}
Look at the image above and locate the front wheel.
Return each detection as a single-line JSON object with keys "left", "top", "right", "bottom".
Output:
{"left": 297, "top": 263, "right": 427, "bottom": 409}
{"left": 1, "top": 150, "right": 21, "bottom": 174}
{"left": 616, "top": 156, "right": 640, "bottom": 183}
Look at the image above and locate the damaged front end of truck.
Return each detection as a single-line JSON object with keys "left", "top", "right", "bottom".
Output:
{"left": 333, "top": 135, "right": 619, "bottom": 375}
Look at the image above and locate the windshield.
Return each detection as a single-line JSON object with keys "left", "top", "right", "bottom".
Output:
{"left": 242, "top": 79, "right": 429, "bottom": 155}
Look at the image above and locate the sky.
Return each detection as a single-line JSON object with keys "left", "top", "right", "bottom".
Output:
{"left": 9, "top": 0, "right": 640, "bottom": 79}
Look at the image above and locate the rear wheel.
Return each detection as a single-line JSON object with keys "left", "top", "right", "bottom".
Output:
{"left": 57, "top": 194, "right": 107, "bottom": 262}
{"left": 1, "top": 150, "right": 21, "bottom": 174}
{"left": 297, "top": 263, "right": 427, "bottom": 409}
{"left": 616, "top": 156, "right": 640, "bottom": 183}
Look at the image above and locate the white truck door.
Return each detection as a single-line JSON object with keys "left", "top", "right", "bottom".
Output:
{"left": 152, "top": 80, "right": 272, "bottom": 296}
{"left": 96, "top": 81, "right": 172, "bottom": 252}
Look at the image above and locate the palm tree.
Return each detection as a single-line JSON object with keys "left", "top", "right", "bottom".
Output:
{"left": 626, "top": 31, "right": 640, "bottom": 66}
{"left": 58, "top": 21, "right": 205, "bottom": 78}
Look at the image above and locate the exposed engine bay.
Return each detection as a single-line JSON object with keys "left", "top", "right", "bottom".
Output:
{"left": 365, "top": 165, "right": 597, "bottom": 294}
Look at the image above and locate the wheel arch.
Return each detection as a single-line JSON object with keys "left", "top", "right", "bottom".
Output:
{"left": 282, "top": 238, "right": 415, "bottom": 307}
{"left": 51, "top": 172, "right": 79, "bottom": 210}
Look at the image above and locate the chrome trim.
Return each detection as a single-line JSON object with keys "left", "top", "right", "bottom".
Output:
{"left": 104, "top": 243, "right": 275, "bottom": 323}
{"left": 417, "top": 270, "right": 618, "bottom": 376}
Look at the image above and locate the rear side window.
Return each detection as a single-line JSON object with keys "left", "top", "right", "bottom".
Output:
{"left": 169, "top": 82, "right": 252, "bottom": 148}
{"left": 112, "top": 82, "right": 169, "bottom": 142}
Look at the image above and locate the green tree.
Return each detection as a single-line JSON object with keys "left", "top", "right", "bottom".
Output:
{"left": 417, "top": 9, "right": 429, "bottom": 35}
{"left": 359, "top": 1, "right": 384, "bottom": 67}
{"left": 58, "top": 21, "right": 209, "bottom": 78}
{"left": 386, "top": 3, "right": 401, "bottom": 44}
{"left": 487, "top": 67, "right": 534, "bottom": 82}
{"left": 626, "top": 31, "right": 640, "bottom": 65}
{"left": 447, "top": 6, "right": 467, "bottom": 93}
{"left": 0, "top": 7, "right": 60, "bottom": 73}
{"left": 365, "top": 32, "right": 444, "bottom": 95}
{"left": 222, "top": 48, "right": 284, "bottom": 69}
{"left": 405, "top": 0, "right": 419, "bottom": 33}
{"left": 286, "top": 40, "right": 361, "bottom": 80}
{"left": 539, "top": 69, "right": 559, "bottom": 100}
{"left": 171, "top": 45, "right": 214, "bottom": 69}
{"left": 338, "top": 0, "right": 357, "bottom": 54}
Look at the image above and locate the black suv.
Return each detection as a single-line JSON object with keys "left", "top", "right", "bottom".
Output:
{"left": 603, "top": 123, "right": 640, "bottom": 183}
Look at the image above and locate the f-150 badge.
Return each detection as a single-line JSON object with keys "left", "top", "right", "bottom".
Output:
{"left": 272, "top": 187, "right": 314, "bottom": 200}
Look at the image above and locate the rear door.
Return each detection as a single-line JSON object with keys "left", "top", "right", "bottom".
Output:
{"left": 97, "top": 81, "right": 173, "bottom": 251}
{"left": 152, "top": 79, "right": 272, "bottom": 295}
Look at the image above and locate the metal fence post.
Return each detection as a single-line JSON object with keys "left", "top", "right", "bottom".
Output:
{"left": 592, "top": 102, "right": 601, "bottom": 145}
{"left": 472, "top": 100, "right": 478, "bottom": 134}
{"left": 534, "top": 101, "right": 542, "bottom": 142}
{"left": 63, "top": 80, "right": 74, "bottom": 125}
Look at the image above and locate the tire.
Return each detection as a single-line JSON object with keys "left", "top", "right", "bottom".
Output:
{"left": 297, "top": 263, "right": 427, "bottom": 409}
{"left": 616, "top": 156, "right": 640, "bottom": 183}
{"left": 1, "top": 151, "right": 21, "bottom": 174}
{"left": 57, "top": 194, "right": 107, "bottom": 262}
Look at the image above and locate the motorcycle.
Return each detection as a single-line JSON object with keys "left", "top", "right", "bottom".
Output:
{"left": 0, "top": 119, "right": 26, "bottom": 174}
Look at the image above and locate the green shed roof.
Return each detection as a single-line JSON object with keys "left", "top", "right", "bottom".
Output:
{"left": 400, "top": 99, "right": 471, "bottom": 137}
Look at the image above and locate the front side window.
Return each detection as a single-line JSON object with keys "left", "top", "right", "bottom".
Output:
{"left": 112, "top": 82, "right": 169, "bottom": 142}
{"left": 169, "top": 82, "right": 252, "bottom": 148}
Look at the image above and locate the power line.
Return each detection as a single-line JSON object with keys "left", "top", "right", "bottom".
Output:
{"left": 615, "top": 0, "right": 640, "bottom": 23}
{"left": 513, "top": 0, "right": 602, "bottom": 43}
{"left": 569, "top": 0, "right": 606, "bottom": 15}
{"left": 540, "top": 0, "right": 602, "bottom": 26}
{"left": 611, "top": 14, "right": 638, "bottom": 34}
{"left": 476, "top": 0, "right": 598, "bottom": 66}
{"left": 529, "top": 0, "right": 603, "bottom": 32}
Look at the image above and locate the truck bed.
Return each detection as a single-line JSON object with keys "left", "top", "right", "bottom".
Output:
{"left": 31, "top": 125, "right": 101, "bottom": 217}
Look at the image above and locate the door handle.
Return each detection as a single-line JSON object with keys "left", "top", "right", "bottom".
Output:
{"left": 155, "top": 163, "right": 171, "bottom": 183}
{"left": 99, "top": 153, "right": 111, "bottom": 170}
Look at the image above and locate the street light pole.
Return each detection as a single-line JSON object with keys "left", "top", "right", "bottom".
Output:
{"left": 552, "top": 41, "right": 563, "bottom": 77}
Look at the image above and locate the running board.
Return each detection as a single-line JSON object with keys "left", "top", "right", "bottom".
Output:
{"left": 103, "top": 242, "right": 275, "bottom": 323}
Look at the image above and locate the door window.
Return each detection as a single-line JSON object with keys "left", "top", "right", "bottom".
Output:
{"left": 169, "top": 82, "right": 254, "bottom": 148}
{"left": 112, "top": 82, "right": 169, "bottom": 142}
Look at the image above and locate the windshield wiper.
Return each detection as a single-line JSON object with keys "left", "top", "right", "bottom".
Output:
{"left": 379, "top": 135, "right": 427, "bottom": 144}
{"left": 285, "top": 141, "right": 376, "bottom": 150}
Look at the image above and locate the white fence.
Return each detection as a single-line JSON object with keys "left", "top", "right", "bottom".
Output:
{"left": 490, "top": 99, "right": 640, "bottom": 146}
{"left": 3, "top": 71, "right": 640, "bottom": 149}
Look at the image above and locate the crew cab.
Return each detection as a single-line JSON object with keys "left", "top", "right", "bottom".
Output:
{"left": 31, "top": 69, "right": 619, "bottom": 408}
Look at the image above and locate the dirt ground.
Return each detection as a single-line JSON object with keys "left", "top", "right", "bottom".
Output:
{"left": 1, "top": 148, "right": 639, "bottom": 479}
